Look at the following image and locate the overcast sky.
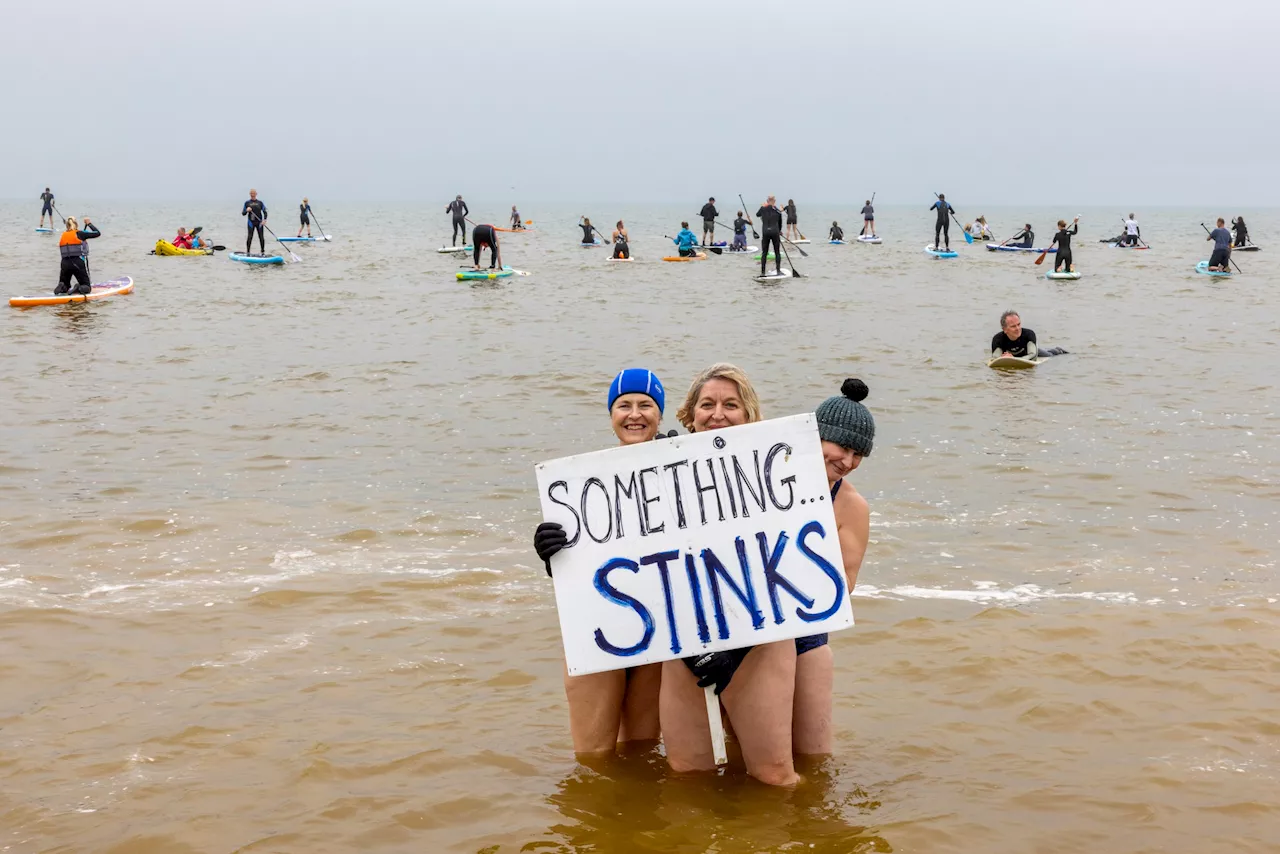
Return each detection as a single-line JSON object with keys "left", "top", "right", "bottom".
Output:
{"left": 2, "top": 0, "right": 1274, "bottom": 205}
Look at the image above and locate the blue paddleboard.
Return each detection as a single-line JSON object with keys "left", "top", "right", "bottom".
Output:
{"left": 925, "top": 244, "right": 958, "bottom": 258}
{"left": 229, "top": 252, "right": 285, "bottom": 265}
{"left": 1195, "top": 261, "right": 1232, "bottom": 277}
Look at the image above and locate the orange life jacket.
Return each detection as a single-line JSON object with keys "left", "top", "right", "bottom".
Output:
{"left": 59, "top": 230, "right": 89, "bottom": 259}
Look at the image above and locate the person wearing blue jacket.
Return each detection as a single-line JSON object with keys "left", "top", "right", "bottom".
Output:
{"left": 673, "top": 221, "right": 700, "bottom": 257}
{"left": 930, "top": 194, "right": 955, "bottom": 251}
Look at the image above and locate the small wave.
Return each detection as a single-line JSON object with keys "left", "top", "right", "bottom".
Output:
{"left": 855, "top": 581, "right": 1157, "bottom": 606}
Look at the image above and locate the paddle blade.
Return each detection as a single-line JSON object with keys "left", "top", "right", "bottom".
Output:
{"left": 706, "top": 247, "right": 723, "bottom": 255}
{"left": 1034, "top": 252, "right": 1047, "bottom": 265}
{"left": 964, "top": 229, "right": 974, "bottom": 244}
{"left": 524, "top": 220, "right": 533, "bottom": 224}
{"left": 791, "top": 268, "right": 801, "bottom": 278}
{"left": 211, "top": 245, "right": 226, "bottom": 251}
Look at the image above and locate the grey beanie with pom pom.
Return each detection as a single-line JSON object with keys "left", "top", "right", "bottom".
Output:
{"left": 815, "top": 378, "right": 875, "bottom": 456}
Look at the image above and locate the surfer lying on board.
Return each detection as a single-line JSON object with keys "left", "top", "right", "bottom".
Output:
{"left": 1003, "top": 224, "right": 1034, "bottom": 248}
{"left": 829, "top": 222, "right": 844, "bottom": 241}
{"left": 1050, "top": 218, "right": 1079, "bottom": 273}
{"left": 54, "top": 216, "right": 100, "bottom": 295}
{"left": 611, "top": 220, "right": 629, "bottom": 259}
{"left": 471, "top": 223, "right": 501, "bottom": 270}
{"left": 673, "top": 222, "right": 699, "bottom": 257}
{"left": 242, "top": 189, "right": 267, "bottom": 255}
{"left": 1206, "top": 218, "right": 1232, "bottom": 271}
{"left": 992, "top": 311, "right": 1068, "bottom": 360}
{"left": 731, "top": 213, "right": 749, "bottom": 251}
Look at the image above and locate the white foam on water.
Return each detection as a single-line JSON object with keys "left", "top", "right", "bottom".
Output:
{"left": 854, "top": 581, "right": 1157, "bottom": 606}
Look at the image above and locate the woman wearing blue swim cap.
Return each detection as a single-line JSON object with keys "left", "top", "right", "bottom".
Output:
{"left": 532, "top": 368, "right": 667, "bottom": 756}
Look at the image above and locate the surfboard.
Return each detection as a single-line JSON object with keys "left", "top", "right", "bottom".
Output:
{"left": 662, "top": 254, "right": 707, "bottom": 262}
{"left": 925, "top": 245, "right": 958, "bottom": 258}
{"left": 277, "top": 235, "right": 332, "bottom": 242}
{"left": 1044, "top": 271, "right": 1082, "bottom": 280}
{"left": 437, "top": 245, "right": 472, "bottom": 254}
{"left": 986, "top": 243, "right": 1055, "bottom": 253}
{"left": 726, "top": 246, "right": 760, "bottom": 254}
{"left": 789, "top": 239, "right": 811, "bottom": 245}
{"left": 34, "top": 227, "right": 54, "bottom": 234}
{"left": 1195, "top": 261, "right": 1232, "bottom": 277}
{"left": 753, "top": 253, "right": 781, "bottom": 261}
{"left": 1233, "top": 245, "right": 1260, "bottom": 252}
{"left": 10, "top": 276, "right": 134, "bottom": 307}
{"left": 754, "top": 269, "right": 792, "bottom": 282}
{"left": 988, "top": 355, "right": 1039, "bottom": 369}
{"left": 457, "top": 265, "right": 515, "bottom": 280}
{"left": 857, "top": 235, "right": 882, "bottom": 244}
{"left": 829, "top": 240, "right": 846, "bottom": 245}
{"left": 229, "top": 252, "right": 285, "bottom": 265}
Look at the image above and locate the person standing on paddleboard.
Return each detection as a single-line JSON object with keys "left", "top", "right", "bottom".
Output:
{"left": 297, "top": 198, "right": 312, "bottom": 238}
{"left": 1123, "top": 214, "right": 1141, "bottom": 246}
{"left": 1231, "top": 217, "right": 1249, "bottom": 248}
{"left": 1207, "top": 218, "right": 1232, "bottom": 271}
{"left": 699, "top": 197, "right": 718, "bottom": 246}
{"left": 39, "top": 187, "right": 55, "bottom": 228}
{"left": 1050, "top": 218, "right": 1079, "bottom": 273}
{"left": 930, "top": 194, "right": 955, "bottom": 251}
{"left": 471, "top": 223, "right": 501, "bottom": 270}
{"left": 610, "top": 220, "right": 629, "bottom": 259}
{"left": 54, "top": 216, "right": 100, "bottom": 295}
{"left": 731, "top": 211, "right": 749, "bottom": 252}
{"left": 446, "top": 195, "right": 469, "bottom": 246}
{"left": 860, "top": 199, "right": 875, "bottom": 238}
{"left": 784, "top": 199, "right": 799, "bottom": 241}
{"left": 757, "top": 196, "right": 784, "bottom": 276}
{"left": 241, "top": 189, "right": 267, "bottom": 255}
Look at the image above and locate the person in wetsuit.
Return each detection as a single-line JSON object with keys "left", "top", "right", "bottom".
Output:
{"left": 1207, "top": 218, "right": 1232, "bottom": 271}
{"left": 298, "top": 198, "right": 312, "bottom": 238}
{"left": 1004, "top": 224, "right": 1034, "bottom": 248}
{"left": 472, "top": 223, "right": 501, "bottom": 270}
{"left": 579, "top": 217, "right": 598, "bottom": 245}
{"left": 39, "top": 187, "right": 55, "bottom": 228}
{"left": 992, "top": 310, "right": 1068, "bottom": 359}
{"left": 860, "top": 199, "right": 875, "bottom": 237}
{"left": 446, "top": 195, "right": 469, "bottom": 246}
{"left": 1050, "top": 218, "right": 1079, "bottom": 272}
{"left": 731, "top": 211, "right": 749, "bottom": 251}
{"left": 757, "top": 195, "right": 784, "bottom": 275}
{"left": 241, "top": 189, "right": 267, "bottom": 255}
{"left": 54, "top": 216, "right": 101, "bottom": 295}
{"left": 611, "top": 220, "right": 629, "bottom": 259}
{"left": 784, "top": 198, "right": 799, "bottom": 241}
{"left": 930, "top": 194, "right": 954, "bottom": 250}
{"left": 699, "top": 197, "right": 718, "bottom": 245}
{"left": 1231, "top": 216, "right": 1249, "bottom": 247}
{"left": 829, "top": 221, "right": 844, "bottom": 241}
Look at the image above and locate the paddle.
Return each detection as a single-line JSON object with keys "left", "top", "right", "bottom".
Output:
{"left": 1201, "top": 222, "right": 1243, "bottom": 273}
{"left": 934, "top": 193, "right": 972, "bottom": 244}
{"left": 664, "top": 236, "right": 722, "bottom": 255}
{"left": 714, "top": 220, "right": 751, "bottom": 249}
{"left": 781, "top": 235, "right": 809, "bottom": 258}
{"left": 310, "top": 208, "right": 329, "bottom": 240}
{"left": 738, "top": 194, "right": 760, "bottom": 239}
{"left": 262, "top": 222, "right": 301, "bottom": 262}
{"left": 859, "top": 191, "right": 876, "bottom": 236}
{"left": 778, "top": 239, "right": 802, "bottom": 278}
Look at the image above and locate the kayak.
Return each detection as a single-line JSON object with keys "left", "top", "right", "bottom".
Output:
{"left": 662, "top": 254, "right": 707, "bottom": 262}
{"left": 437, "top": 245, "right": 473, "bottom": 254}
{"left": 857, "top": 235, "right": 882, "bottom": 244}
{"left": 925, "top": 245, "right": 958, "bottom": 258}
{"left": 1044, "top": 271, "right": 1081, "bottom": 280}
{"left": 829, "top": 240, "right": 846, "bottom": 245}
{"left": 35, "top": 227, "right": 54, "bottom": 234}
{"left": 154, "top": 239, "right": 211, "bottom": 256}
{"left": 988, "top": 355, "right": 1038, "bottom": 370}
{"left": 987, "top": 243, "right": 1055, "bottom": 253}
{"left": 457, "top": 265, "right": 515, "bottom": 280}
{"left": 230, "top": 252, "right": 285, "bottom": 265}
{"left": 754, "top": 269, "right": 792, "bottom": 282}
{"left": 1195, "top": 261, "right": 1232, "bottom": 277}
{"left": 277, "top": 235, "right": 332, "bottom": 242}
{"left": 10, "top": 275, "right": 134, "bottom": 308}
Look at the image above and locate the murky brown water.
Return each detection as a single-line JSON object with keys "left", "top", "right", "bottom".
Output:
{"left": 2, "top": 202, "right": 1277, "bottom": 853}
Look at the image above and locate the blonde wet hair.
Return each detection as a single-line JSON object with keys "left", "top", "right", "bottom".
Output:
{"left": 676, "top": 362, "right": 763, "bottom": 431}
{"left": 64, "top": 216, "right": 78, "bottom": 231}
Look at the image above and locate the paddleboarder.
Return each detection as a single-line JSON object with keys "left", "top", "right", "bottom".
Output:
{"left": 579, "top": 217, "right": 599, "bottom": 245}
{"left": 297, "top": 198, "right": 312, "bottom": 238}
{"left": 699, "top": 197, "right": 719, "bottom": 245}
{"left": 1231, "top": 216, "right": 1249, "bottom": 248}
{"left": 829, "top": 221, "right": 844, "bottom": 242}
{"left": 673, "top": 222, "right": 699, "bottom": 257}
{"left": 929, "top": 194, "right": 955, "bottom": 251}
{"left": 53, "top": 216, "right": 100, "bottom": 296}
{"left": 968, "top": 216, "right": 992, "bottom": 240}
{"left": 1123, "top": 214, "right": 1141, "bottom": 246}
{"left": 471, "top": 223, "right": 501, "bottom": 270}
{"left": 731, "top": 211, "right": 749, "bottom": 251}
{"left": 241, "top": 189, "right": 267, "bottom": 255}
{"left": 510, "top": 206, "right": 525, "bottom": 231}
{"left": 446, "top": 195, "right": 469, "bottom": 246}
{"left": 1206, "top": 218, "right": 1232, "bottom": 272}
{"left": 1003, "top": 224, "right": 1035, "bottom": 249}
{"left": 784, "top": 198, "right": 799, "bottom": 241}
{"left": 39, "top": 187, "right": 55, "bottom": 228}
{"left": 757, "top": 196, "right": 784, "bottom": 276}
{"left": 860, "top": 199, "right": 876, "bottom": 238}
{"left": 611, "top": 220, "right": 630, "bottom": 259}
{"left": 1050, "top": 218, "right": 1079, "bottom": 273}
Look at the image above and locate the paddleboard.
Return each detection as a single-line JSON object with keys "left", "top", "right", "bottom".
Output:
{"left": 608, "top": 256, "right": 637, "bottom": 262}
{"left": 662, "top": 253, "right": 707, "bottom": 262}
{"left": 496, "top": 226, "right": 535, "bottom": 233}
{"left": 925, "top": 244, "right": 958, "bottom": 258}
{"left": 829, "top": 240, "right": 846, "bottom": 245}
{"left": 1044, "top": 271, "right": 1081, "bottom": 280}
{"left": 754, "top": 269, "right": 792, "bottom": 282}
{"left": 581, "top": 240, "right": 604, "bottom": 247}
{"left": 277, "top": 235, "right": 332, "bottom": 242}
{"left": 987, "top": 355, "right": 1038, "bottom": 370}
{"left": 457, "top": 265, "right": 515, "bottom": 280}
{"left": 753, "top": 253, "right": 783, "bottom": 261}
{"left": 986, "top": 243, "right": 1055, "bottom": 253}
{"left": 789, "top": 239, "right": 811, "bottom": 245}
{"left": 1233, "top": 245, "right": 1260, "bottom": 252}
{"left": 1111, "top": 243, "right": 1148, "bottom": 250}
{"left": 437, "top": 245, "right": 472, "bottom": 254}
{"left": 727, "top": 246, "right": 760, "bottom": 254}
{"left": 229, "top": 252, "right": 285, "bottom": 265}
{"left": 857, "top": 235, "right": 882, "bottom": 244}
{"left": 10, "top": 275, "right": 134, "bottom": 307}
{"left": 35, "top": 227, "right": 54, "bottom": 234}
{"left": 1195, "top": 261, "right": 1232, "bottom": 277}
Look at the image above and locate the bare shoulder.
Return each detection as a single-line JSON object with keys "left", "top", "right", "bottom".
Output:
{"left": 833, "top": 481, "right": 869, "bottom": 524}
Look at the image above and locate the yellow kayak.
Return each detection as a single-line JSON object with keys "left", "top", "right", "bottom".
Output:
{"left": 154, "top": 239, "right": 211, "bottom": 257}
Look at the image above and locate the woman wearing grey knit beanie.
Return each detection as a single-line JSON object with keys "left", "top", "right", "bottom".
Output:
{"left": 793, "top": 378, "right": 875, "bottom": 756}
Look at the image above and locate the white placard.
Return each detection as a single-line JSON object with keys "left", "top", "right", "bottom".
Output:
{"left": 535, "top": 414, "right": 853, "bottom": 676}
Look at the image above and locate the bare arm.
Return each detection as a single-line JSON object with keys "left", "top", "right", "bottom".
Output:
{"left": 833, "top": 485, "right": 870, "bottom": 590}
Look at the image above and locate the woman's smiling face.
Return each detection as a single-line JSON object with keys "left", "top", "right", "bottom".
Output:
{"left": 610, "top": 393, "right": 660, "bottom": 444}
{"left": 692, "top": 377, "right": 747, "bottom": 432}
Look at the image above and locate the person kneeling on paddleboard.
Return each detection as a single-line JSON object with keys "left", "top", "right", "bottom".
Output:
{"left": 1004, "top": 224, "right": 1034, "bottom": 249}
{"left": 1206, "top": 218, "right": 1232, "bottom": 271}
{"left": 611, "top": 220, "right": 630, "bottom": 259}
{"left": 757, "top": 196, "right": 784, "bottom": 275}
{"left": 511, "top": 206, "right": 524, "bottom": 231}
{"left": 579, "top": 217, "right": 599, "bottom": 245}
{"left": 1050, "top": 218, "right": 1079, "bottom": 273}
{"left": 731, "top": 212, "right": 749, "bottom": 251}
{"left": 472, "top": 223, "right": 501, "bottom": 270}
{"left": 54, "top": 216, "right": 100, "bottom": 295}
{"left": 242, "top": 189, "right": 267, "bottom": 255}
{"left": 830, "top": 221, "right": 844, "bottom": 241}
{"left": 1122, "top": 214, "right": 1141, "bottom": 246}
{"left": 673, "top": 222, "right": 699, "bottom": 257}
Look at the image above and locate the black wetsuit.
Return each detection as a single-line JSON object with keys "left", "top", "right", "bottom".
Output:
{"left": 700, "top": 202, "right": 718, "bottom": 241}
{"left": 1010, "top": 229, "right": 1034, "bottom": 248}
{"left": 447, "top": 199, "right": 468, "bottom": 245}
{"left": 931, "top": 199, "right": 953, "bottom": 249}
{"left": 242, "top": 198, "right": 267, "bottom": 254}
{"left": 472, "top": 224, "right": 498, "bottom": 267}
{"left": 784, "top": 201, "right": 797, "bottom": 225}
{"left": 1051, "top": 223, "right": 1078, "bottom": 271}
{"left": 40, "top": 191, "right": 54, "bottom": 217}
{"left": 299, "top": 203, "right": 311, "bottom": 226}
{"left": 1233, "top": 219, "right": 1248, "bottom": 247}
{"left": 830, "top": 226, "right": 844, "bottom": 241}
{"left": 991, "top": 328, "right": 1037, "bottom": 359}
{"left": 55, "top": 223, "right": 101, "bottom": 294}
{"left": 612, "top": 231, "right": 629, "bottom": 259}
{"left": 757, "top": 205, "right": 783, "bottom": 274}
{"left": 580, "top": 223, "right": 596, "bottom": 245}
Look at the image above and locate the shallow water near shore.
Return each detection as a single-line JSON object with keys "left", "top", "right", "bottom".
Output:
{"left": 2, "top": 201, "right": 1278, "bottom": 853}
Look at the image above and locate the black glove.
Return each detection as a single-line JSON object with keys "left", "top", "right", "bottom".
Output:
{"left": 533, "top": 522, "right": 567, "bottom": 577}
{"left": 653, "top": 429, "right": 678, "bottom": 441}
{"left": 682, "top": 647, "right": 752, "bottom": 695}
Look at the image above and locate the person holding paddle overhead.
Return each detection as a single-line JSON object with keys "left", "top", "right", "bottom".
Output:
{"left": 611, "top": 220, "right": 630, "bottom": 259}
{"left": 1004, "top": 224, "right": 1035, "bottom": 248}
{"left": 53, "top": 216, "right": 100, "bottom": 295}
{"left": 470, "top": 223, "right": 501, "bottom": 271}
{"left": 1049, "top": 218, "right": 1079, "bottom": 273}
{"left": 699, "top": 197, "right": 718, "bottom": 246}
{"left": 1206, "top": 218, "right": 1232, "bottom": 271}
{"left": 860, "top": 199, "right": 876, "bottom": 237}
{"left": 297, "top": 198, "right": 313, "bottom": 238}
{"left": 757, "top": 195, "right": 784, "bottom": 277}
{"left": 39, "top": 187, "right": 55, "bottom": 228}
{"left": 731, "top": 211, "right": 749, "bottom": 251}
{"left": 673, "top": 221, "right": 700, "bottom": 257}
{"left": 929, "top": 194, "right": 955, "bottom": 251}
{"left": 446, "top": 195, "right": 469, "bottom": 246}
{"left": 241, "top": 189, "right": 267, "bottom": 255}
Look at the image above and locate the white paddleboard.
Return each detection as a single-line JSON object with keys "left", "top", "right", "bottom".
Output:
{"left": 988, "top": 355, "right": 1039, "bottom": 369}
{"left": 857, "top": 235, "right": 882, "bottom": 244}
{"left": 727, "top": 246, "right": 760, "bottom": 254}
{"left": 608, "top": 257, "right": 637, "bottom": 262}
{"left": 754, "top": 269, "right": 792, "bottom": 282}
{"left": 789, "top": 238, "right": 811, "bottom": 245}
{"left": 437, "top": 245, "right": 472, "bottom": 254}
{"left": 1044, "top": 271, "right": 1081, "bottom": 280}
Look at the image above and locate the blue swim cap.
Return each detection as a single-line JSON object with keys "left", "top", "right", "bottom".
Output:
{"left": 607, "top": 369, "right": 664, "bottom": 414}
